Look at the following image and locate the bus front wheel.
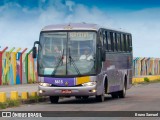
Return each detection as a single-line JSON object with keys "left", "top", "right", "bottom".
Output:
{"left": 96, "top": 85, "right": 105, "bottom": 102}
{"left": 96, "top": 94, "right": 104, "bottom": 102}
{"left": 50, "top": 96, "right": 59, "bottom": 103}
{"left": 111, "top": 92, "right": 119, "bottom": 98}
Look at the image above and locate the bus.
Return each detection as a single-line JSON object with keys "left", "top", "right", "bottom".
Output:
{"left": 32, "top": 23, "right": 133, "bottom": 103}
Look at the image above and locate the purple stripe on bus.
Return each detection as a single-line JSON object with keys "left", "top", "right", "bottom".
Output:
{"left": 44, "top": 77, "right": 75, "bottom": 87}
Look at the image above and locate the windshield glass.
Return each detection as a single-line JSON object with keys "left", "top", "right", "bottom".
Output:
{"left": 38, "top": 31, "right": 96, "bottom": 76}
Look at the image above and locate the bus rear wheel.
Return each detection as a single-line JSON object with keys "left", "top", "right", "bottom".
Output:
{"left": 111, "top": 92, "right": 119, "bottom": 98}
{"left": 50, "top": 96, "right": 59, "bottom": 103}
{"left": 118, "top": 83, "right": 126, "bottom": 98}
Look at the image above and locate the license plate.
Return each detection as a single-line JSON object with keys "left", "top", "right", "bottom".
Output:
{"left": 61, "top": 90, "right": 72, "bottom": 94}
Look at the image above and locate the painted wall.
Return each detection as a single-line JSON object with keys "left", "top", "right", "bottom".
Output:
{"left": 1, "top": 47, "right": 160, "bottom": 85}
{"left": 133, "top": 57, "right": 160, "bottom": 77}
{"left": 0, "top": 47, "right": 37, "bottom": 85}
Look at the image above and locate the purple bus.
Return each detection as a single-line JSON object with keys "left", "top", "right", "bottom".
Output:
{"left": 32, "top": 23, "right": 133, "bottom": 103}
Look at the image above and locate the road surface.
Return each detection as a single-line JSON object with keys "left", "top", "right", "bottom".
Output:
{"left": 2, "top": 82, "right": 160, "bottom": 119}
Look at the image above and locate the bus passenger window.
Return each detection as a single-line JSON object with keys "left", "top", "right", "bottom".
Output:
{"left": 121, "top": 34, "right": 124, "bottom": 52}
{"left": 125, "top": 35, "right": 129, "bottom": 52}
{"left": 126, "top": 35, "right": 130, "bottom": 52}
{"left": 113, "top": 33, "right": 116, "bottom": 51}
{"left": 128, "top": 35, "right": 132, "bottom": 52}
{"left": 110, "top": 32, "right": 114, "bottom": 51}
{"left": 107, "top": 32, "right": 112, "bottom": 51}
{"left": 100, "top": 32, "right": 103, "bottom": 46}
{"left": 117, "top": 33, "right": 121, "bottom": 51}
{"left": 115, "top": 33, "right": 118, "bottom": 51}
{"left": 123, "top": 34, "right": 127, "bottom": 51}
{"left": 105, "top": 31, "right": 108, "bottom": 51}
{"left": 103, "top": 31, "right": 106, "bottom": 48}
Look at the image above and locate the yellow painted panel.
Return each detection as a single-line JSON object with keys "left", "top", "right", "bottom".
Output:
{"left": 76, "top": 76, "right": 90, "bottom": 85}
{"left": 10, "top": 91, "right": 18, "bottom": 100}
{"left": 0, "top": 92, "right": 6, "bottom": 103}
{"left": 132, "top": 75, "right": 160, "bottom": 83}
{"left": 21, "top": 92, "right": 29, "bottom": 100}
{"left": 132, "top": 78, "right": 144, "bottom": 84}
{"left": 30, "top": 92, "right": 37, "bottom": 97}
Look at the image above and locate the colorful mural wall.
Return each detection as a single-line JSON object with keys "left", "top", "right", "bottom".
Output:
{"left": 1, "top": 47, "right": 160, "bottom": 85}
{"left": 133, "top": 57, "right": 160, "bottom": 77}
{"left": 0, "top": 47, "right": 37, "bottom": 85}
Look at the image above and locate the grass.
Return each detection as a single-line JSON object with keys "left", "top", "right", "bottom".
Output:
{"left": 0, "top": 99, "right": 21, "bottom": 109}
{"left": 0, "top": 95, "right": 47, "bottom": 109}
{"left": 144, "top": 77, "right": 150, "bottom": 82}
{"left": 28, "top": 95, "right": 42, "bottom": 103}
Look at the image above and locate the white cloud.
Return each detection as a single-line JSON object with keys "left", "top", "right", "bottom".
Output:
{"left": 0, "top": 1, "right": 160, "bottom": 57}
{"left": 109, "top": 8, "right": 160, "bottom": 57}
{"left": 65, "top": 0, "right": 75, "bottom": 11}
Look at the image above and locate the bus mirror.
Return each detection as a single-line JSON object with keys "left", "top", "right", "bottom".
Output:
{"left": 32, "top": 41, "right": 40, "bottom": 58}
{"left": 32, "top": 46, "right": 37, "bottom": 58}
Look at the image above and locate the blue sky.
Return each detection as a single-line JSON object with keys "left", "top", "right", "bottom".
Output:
{"left": 0, "top": 0, "right": 160, "bottom": 57}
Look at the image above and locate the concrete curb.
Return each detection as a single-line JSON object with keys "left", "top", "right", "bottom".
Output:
{"left": 0, "top": 91, "right": 49, "bottom": 104}
{"left": 132, "top": 75, "right": 160, "bottom": 84}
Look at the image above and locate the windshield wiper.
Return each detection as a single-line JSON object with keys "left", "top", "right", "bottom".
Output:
{"left": 52, "top": 49, "right": 64, "bottom": 75}
{"left": 68, "top": 48, "right": 81, "bottom": 75}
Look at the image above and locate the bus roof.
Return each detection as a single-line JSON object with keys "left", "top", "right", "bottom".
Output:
{"left": 41, "top": 23, "right": 130, "bottom": 34}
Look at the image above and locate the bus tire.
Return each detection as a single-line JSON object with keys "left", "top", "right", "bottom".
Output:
{"left": 50, "top": 96, "right": 59, "bottom": 103}
{"left": 96, "top": 94, "right": 104, "bottom": 102}
{"left": 119, "top": 80, "right": 126, "bottom": 98}
{"left": 96, "top": 84, "right": 105, "bottom": 102}
{"left": 111, "top": 92, "right": 119, "bottom": 98}
{"left": 75, "top": 96, "right": 81, "bottom": 99}
{"left": 82, "top": 96, "right": 89, "bottom": 99}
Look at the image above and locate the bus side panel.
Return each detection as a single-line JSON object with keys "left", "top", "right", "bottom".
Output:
{"left": 102, "top": 52, "right": 132, "bottom": 93}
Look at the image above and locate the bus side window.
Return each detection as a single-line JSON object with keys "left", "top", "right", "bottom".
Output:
{"left": 129, "top": 35, "right": 132, "bottom": 52}
{"left": 123, "top": 34, "right": 127, "bottom": 52}
{"left": 117, "top": 33, "right": 121, "bottom": 51}
{"left": 105, "top": 31, "right": 108, "bottom": 51}
{"left": 121, "top": 34, "right": 124, "bottom": 52}
{"left": 100, "top": 32, "right": 103, "bottom": 46}
{"left": 126, "top": 35, "right": 130, "bottom": 52}
{"left": 103, "top": 31, "right": 106, "bottom": 49}
{"left": 115, "top": 33, "right": 118, "bottom": 51}
{"left": 125, "top": 34, "right": 129, "bottom": 52}
{"left": 107, "top": 32, "right": 112, "bottom": 51}
{"left": 113, "top": 33, "right": 116, "bottom": 52}
{"left": 110, "top": 32, "right": 114, "bottom": 51}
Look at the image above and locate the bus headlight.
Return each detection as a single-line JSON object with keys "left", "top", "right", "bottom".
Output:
{"left": 39, "top": 83, "right": 52, "bottom": 87}
{"left": 82, "top": 82, "right": 96, "bottom": 86}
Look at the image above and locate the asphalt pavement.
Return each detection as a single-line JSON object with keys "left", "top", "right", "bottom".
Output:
{"left": 1, "top": 82, "right": 160, "bottom": 120}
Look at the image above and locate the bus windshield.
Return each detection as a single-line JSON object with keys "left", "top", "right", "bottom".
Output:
{"left": 38, "top": 31, "right": 97, "bottom": 76}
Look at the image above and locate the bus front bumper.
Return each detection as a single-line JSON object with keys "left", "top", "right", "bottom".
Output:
{"left": 38, "top": 85, "right": 97, "bottom": 96}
